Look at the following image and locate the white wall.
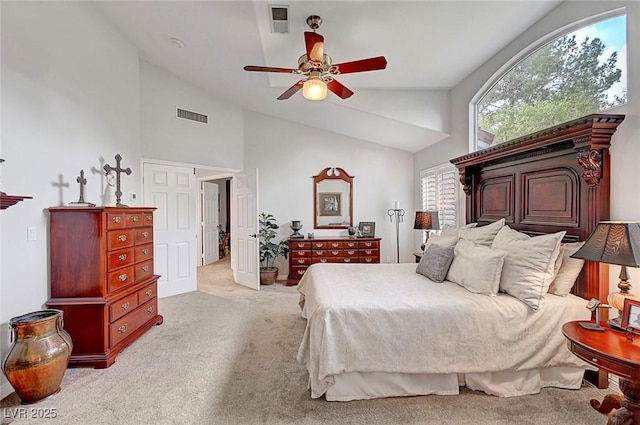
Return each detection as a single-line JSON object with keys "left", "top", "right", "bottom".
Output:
{"left": 243, "top": 110, "right": 415, "bottom": 274}
{"left": 139, "top": 61, "right": 244, "bottom": 170}
{"left": 414, "top": 1, "right": 640, "bottom": 297}
{"left": 0, "top": 1, "right": 142, "bottom": 397}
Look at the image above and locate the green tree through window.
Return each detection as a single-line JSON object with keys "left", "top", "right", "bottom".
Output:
{"left": 476, "top": 14, "right": 627, "bottom": 149}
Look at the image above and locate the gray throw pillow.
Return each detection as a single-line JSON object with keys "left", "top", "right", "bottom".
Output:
{"left": 416, "top": 243, "right": 455, "bottom": 282}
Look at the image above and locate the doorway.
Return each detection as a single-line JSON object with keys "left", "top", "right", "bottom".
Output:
{"left": 199, "top": 177, "right": 231, "bottom": 266}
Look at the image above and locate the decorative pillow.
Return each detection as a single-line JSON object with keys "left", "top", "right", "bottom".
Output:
{"left": 491, "top": 228, "right": 566, "bottom": 310}
{"left": 458, "top": 218, "right": 506, "bottom": 246}
{"left": 441, "top": 222, "right": 477, "bottom": 237}
{"left": 416, "top": 243, "right": 455, "bottom": 283}
{"left": 423, "top": 234, "right": 459, "bottom": 251}
{"left": 548, "top": 242, "right": 586, "bottom": 296}
{"left": 446, "top": 239, "right": 507, "bottom": 295}
{"left": 492, "top": 225, "right": 567, "bottom": 280}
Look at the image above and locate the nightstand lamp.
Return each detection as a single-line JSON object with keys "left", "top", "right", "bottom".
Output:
{"left": 414, "top": 211, "right": 439, "bottom": 251}
{"left": 571, "top": 222, "right": 640, "bottom": 329}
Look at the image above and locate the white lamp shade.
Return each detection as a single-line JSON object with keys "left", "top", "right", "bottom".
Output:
{"left": 302, "top": 77, "right": 327, "bottom": 100}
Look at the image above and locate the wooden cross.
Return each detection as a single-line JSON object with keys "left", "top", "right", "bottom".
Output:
{"left": 103, "top": 154, "right": 131, "bottom": 207}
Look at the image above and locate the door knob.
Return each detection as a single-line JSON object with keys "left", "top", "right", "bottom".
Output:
{"left": 249, "top": 234, "right": 257, "bottom": 238}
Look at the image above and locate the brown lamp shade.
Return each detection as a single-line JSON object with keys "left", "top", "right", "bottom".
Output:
{"left": 571, "top": 222, "right": 640, "bottom": 267}
{"left": 414, "top": 211, "right": 439, "bottom": 230}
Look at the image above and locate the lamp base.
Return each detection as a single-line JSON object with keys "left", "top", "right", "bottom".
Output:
{"left": 608, "top": 316, "right": 625, "bottom": 331}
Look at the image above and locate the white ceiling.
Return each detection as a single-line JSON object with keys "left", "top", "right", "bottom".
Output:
{"left": 94, "top": 0, "right": 562, "bottom": 153}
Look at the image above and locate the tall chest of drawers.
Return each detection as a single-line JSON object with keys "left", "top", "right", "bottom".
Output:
{"left": 287, "top": 237, "right": 382, "bottom": 285}
{"left": 46, "top": 207, "right": 163, "bottom": 368}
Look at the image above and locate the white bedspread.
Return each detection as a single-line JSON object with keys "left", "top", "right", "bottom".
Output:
{"left": 296, "top": 263, "right": 591, "bottom": 398}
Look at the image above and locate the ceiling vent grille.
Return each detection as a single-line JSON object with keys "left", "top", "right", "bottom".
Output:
{"left": 269, "top": 5, "right": 289, "bottom": 34}
{"left": 176, "top": 108, "right": 208, "bottom": 124}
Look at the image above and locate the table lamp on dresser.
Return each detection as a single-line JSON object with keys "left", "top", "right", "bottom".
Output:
{"left": 571, "top": 221, "right": 640, "bottom": 329}
{"left": 414, "top": 211, "right": 439, "bottom": 251}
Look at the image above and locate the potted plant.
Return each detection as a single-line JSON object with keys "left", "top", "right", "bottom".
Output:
{"left": 259, "top": 212, "right": 289, "bottom": 285}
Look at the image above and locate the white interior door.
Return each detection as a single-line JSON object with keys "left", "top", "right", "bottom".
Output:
{"left": 232, "top": 169, "right": 259, "bottom": 290}
{"left": 202, "top": 181, "right": 219, "bottom": 265}
{"left": 143, "top": 162, "right": 197, "bottom": 298}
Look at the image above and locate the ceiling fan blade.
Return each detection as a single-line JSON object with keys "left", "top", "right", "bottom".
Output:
{"left": 331, "top": 56, "right": 388, "bottom": 74}
{"left": 277, "top": 80, "right": 305, "bottom": 100}
{"left": 327, "top": 79, "right": 354, "bottom": 99}
{"left": 304, "top": 32, "right": 324, "bottom": 62}
{"left": 243, "top": 65, "right": 297, "bottom": 73}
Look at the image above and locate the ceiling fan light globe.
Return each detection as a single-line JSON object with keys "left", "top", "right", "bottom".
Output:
{"left": 302, "top": 78, "right": 327, "bottom": 101}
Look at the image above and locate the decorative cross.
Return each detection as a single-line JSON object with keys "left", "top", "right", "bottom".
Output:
{"left": 69, "top": 169, "right": 95, "bottom": 207}
{"left": 103, "top": 154, "right": 131, "bottom": 207}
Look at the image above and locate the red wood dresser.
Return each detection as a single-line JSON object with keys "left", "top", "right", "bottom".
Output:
{"left": 287, "top": 237, "right": 381, "bottom": 286}
{"left": 47, "top": 207, "right": 163, "bottom": 368}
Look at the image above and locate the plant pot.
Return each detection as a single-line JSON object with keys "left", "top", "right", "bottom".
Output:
{"left": 260, "top": 268, "right": 278, "bottom": 285}
{"left": 2, "top": 309, "right": 73, "bottom": 404}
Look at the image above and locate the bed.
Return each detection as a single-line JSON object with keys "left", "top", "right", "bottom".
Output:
{"left": 296, "top": 114, "right": 625, "bottom": 401}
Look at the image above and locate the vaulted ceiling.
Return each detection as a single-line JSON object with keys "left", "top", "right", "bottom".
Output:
{"left": 95, "top": 1, "right": 562, "bottom": 152}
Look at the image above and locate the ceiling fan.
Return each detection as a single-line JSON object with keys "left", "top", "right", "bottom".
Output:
{"left": 243, "top": 15, "right": 387, "bottom": 101}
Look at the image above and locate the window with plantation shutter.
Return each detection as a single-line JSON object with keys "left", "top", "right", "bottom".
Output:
{"left": 420, "top": 164, "right": 458, "bottom": 231}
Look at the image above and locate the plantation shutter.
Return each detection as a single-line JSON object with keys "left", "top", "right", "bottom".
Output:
{"left": 420, "top": 164, "right": 458, "bottom": 230}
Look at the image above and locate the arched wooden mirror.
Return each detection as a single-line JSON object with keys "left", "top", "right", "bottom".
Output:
{"left": 313, "top": 167, "right": 354, "bottom": 229}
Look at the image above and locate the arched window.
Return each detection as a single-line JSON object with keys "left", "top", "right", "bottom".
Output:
{"left": 474, "top": 14, "right": 627, "bottom": 151}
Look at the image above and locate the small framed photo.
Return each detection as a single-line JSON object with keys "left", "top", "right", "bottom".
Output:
{"left": 621, "top": 298, "right": 640, "bottom": 333}
{"left": 318, "top": 192, "right": 341, "bottom": 216}
{"left": 358, "top": 222, "right": 376, "bottom": 238}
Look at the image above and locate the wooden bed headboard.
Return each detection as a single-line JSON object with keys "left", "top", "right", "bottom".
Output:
{"left": 450, "top": 114, "right": 625, "bottom": 302}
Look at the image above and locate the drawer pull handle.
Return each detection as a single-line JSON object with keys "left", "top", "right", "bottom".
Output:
{"left": 146, "top": 215, "right": 152, "bottom": 222}
{"left": 320, "top": 259, "right": 327, "bottom": 263}
{"left": 118, "top": 324, "right": 128, "bottom": 334}
{"left": 332, "top": 250, "right": 339, "bottom": 255}
{"left": 145, "top": 290, "right": 153, "bottom": 297}
{"left": 141, "top": 231, "right": 149, "bottom": 238}
{"left": 331, "top": 243, "right": 339, "bottom": 247}
{"left": 315, "top": 251, "right": 323, "bottom": 255}
{"left": 365, "top": 250, "right": 372, "bottom": 254}
{"left": 113, "top": 216, "right": 121, "bottom": 223}
{"left": 118, "top": 234, "right": 127, "bottom": 242}
{"left": 119, "top": 273, "right": 128, "bottom": 282}
{"left": 344, "top": 259, "right": 351, "bottom": 263}
{"left": 365, "top": 243, "right": 372, "bottom": 247}
{"left": 297, "top": 259, "right": 305, "bottom": 264}
{"left": 297, "top": 243, "right": 305, "bottom": 248}
{"left": 592, "top": 358, "right": 598, "bottom": 363}
{"left": 348, "top": 250, "right": 355, "bottom": 255}
{"left": 297, "top": 270, "right": 304, "bottom": 275}
{"left": 142, "top": 265, "right": 149, "bottom": 272}
{"left": 365, "top": 258, "right": 372, "bottom": 263}
{"left": 131, "top": 216, "right": 139, "bottom": 222}
{"left": 142, "top": 248, "right": 149, "bottom": 255}
{"left": 148, "top": 306, "right": 155, "bottom": 314}
{"left": 122, "top": 302, "right": 130, "bottom": 310}
{"left": 118, "top": 254, "right": 127, "bottom": 261}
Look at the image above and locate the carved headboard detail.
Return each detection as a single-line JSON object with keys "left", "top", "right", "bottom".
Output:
{"left": 450, "top": 114, "right": 625, "bottom": 301}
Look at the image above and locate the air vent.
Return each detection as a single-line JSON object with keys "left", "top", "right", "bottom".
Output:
{"left": 269, "top": 5, "right": 289, "bottom": 34}
{"left": 176, "top": 108, "right": 208, "bottom": 124}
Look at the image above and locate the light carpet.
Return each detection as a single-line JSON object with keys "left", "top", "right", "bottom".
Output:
{"left": 1, "top": 258, "right": 610, "bottom": 424}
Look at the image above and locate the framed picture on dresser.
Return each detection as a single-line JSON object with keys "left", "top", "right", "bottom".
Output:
{"left": 358, "top": 222, "right": 375, "bottom": 237}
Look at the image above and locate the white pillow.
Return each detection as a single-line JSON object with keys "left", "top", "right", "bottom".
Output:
{"left": 458, "top": 218, "right": 506, "bottom": 246}
{"left": 441, "top": 222, "right": 477, "bottom": 237}
{"left": 446, "top": 239, "right": 507, "bottom": 296}
{"left": 491, "top": 227, "right": 566, "bottom": 310}
{"left": 548, "top": 242, "right": 586, "bottom": 296}
{"left": 424, "top": 234, "right": 459, "bottom": 251}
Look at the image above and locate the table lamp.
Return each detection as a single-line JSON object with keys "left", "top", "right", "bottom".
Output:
{"left": 414, "top": 211, "right": 439, "bottom": 251}
{"left": 571, "top": 222, "right": 640, "bottom": 329}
